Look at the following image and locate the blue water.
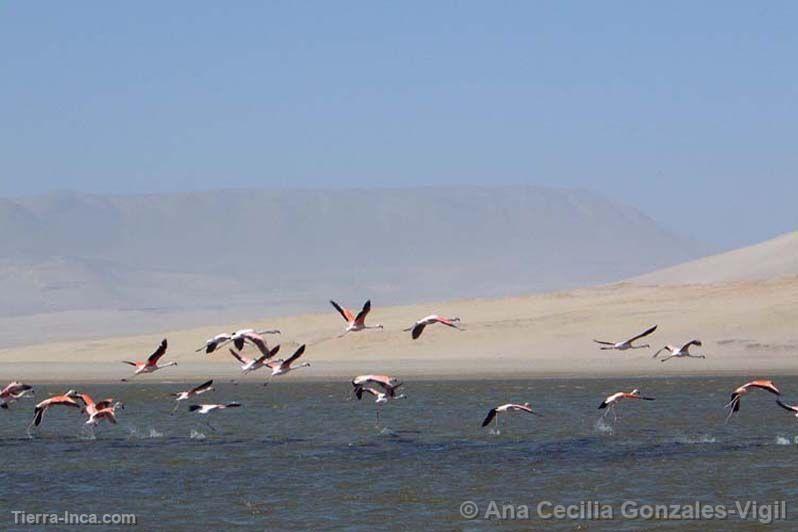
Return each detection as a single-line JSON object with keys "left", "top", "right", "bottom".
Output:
{"left": 2, "top": 377, "right": 798, "bottom": 530}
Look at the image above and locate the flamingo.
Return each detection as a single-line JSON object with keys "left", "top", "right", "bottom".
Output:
{"left": 196, "top": 329, "right": 280, "bottom": 354}
{"left": 196, "top": 333, "right": 233, "bottom": 354}
{"left": 76, "top": 392, "right": 117, "bottom": 418}
{"left": 1, "top": 381, "right": 34, "bottom": 409}
{"left": 330, "top": 300, "right": 383, "bottom": 336}
{"left": 404, "top": 315, "right": 463, "bottom": 339}
{"left": 172, "top": 380, "right": 216, "bottom": 402}
{"left": 189, "top": 402, "right": 241, "bottom": 431}
{"left": 170, "top": 380, "right": 215, "bottom": 413}
{"left": 189, "top": 402, "right": 241, "bottom": 414}
{"left": 231, "top": 329, "right": 281, "bottom": 353}
{"left": 265, "top": 345, "right": 310, "bottom": 377}
{"left": 598, "top": 389, "right": 655, "bottom": 423}
{"left": 593, "top": 325, "right": 657, "bottom": 351}
{"left": 351, "top": 375, "right": 403, "bottom": 398}
{"left": 653, "top": 340, "right": 706, "bottom": 362}
{"left": 481, "top": 402, "right": 541, "bottom": 431}
{"left": 86, "top": 402, "right": 124, "bottom": 426}
{"left": 121, "top": 339, "right": 177, "bottom": 380}
{"left": 30, "top": 390, "right": 81, "bottom": 428}
{"left": 725, "top": 380, "right": 780, "bottom": 421}
{"left": 229, "top": 345, "right": 281, "bottom": 374}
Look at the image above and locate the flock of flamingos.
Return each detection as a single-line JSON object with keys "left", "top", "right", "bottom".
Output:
{"left": 1, "top": 299, "right": 796, "bottom": 434}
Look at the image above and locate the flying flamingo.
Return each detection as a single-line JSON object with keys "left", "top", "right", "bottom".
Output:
{"left": 481, "top": 402, "right": 541, "bottom": 431}
{"left": 725, "top": 380, "right": 780, "bottom": 421}
{"left": 1, "top": 382, "right": 34, "bottom": 409}
{"left": 404, "top": 315, "right": 463, "bottom": 339}
{"left": 121, "top": 339, "right": 177, "bottom": 380}
{"left": 196, "top": 329, "right": 280, "bottom": 354}
{"left": 231, "top": 329, "right": 281, "bottom": 353}
{"left": 196, "top": 333, "right": 233, "bottom": 354}
{"left": 330, "top": 300, "right": 383, "bottom": 336}
{"left": 85, "top": 401, "right": 124, "bottom": 426}
{"left": 29, "top": 390, "right": 81, "bottom": 429}
{"left": 265, "top": 345, "right": 310, "bottom": 377}
{"left": 593, "top": 325, "right": 657, "bottom": 351}
{"left": 170, "top": 380, "right": 215, "bottom": 413}
{"left": 352, "top": 375, "right": 403, "bottom": 398}
{"left": 76, "top": 392, "right": 117, "bottom": 418}
{"left": 189, "top": 402, "right": 241, "bottom": 431}
{"left": 190, "top": 402, "right": 242, "bottom": 414}
{"left": 598, "top": 389, "right": 655, "bottom": 423}
{"left": 653, "top": 340, "right": 706, "bottom": 362}
{"left": 173, "top": 380, "right": 215, "bottom": 402}
{"left": 229, "top": 345, "right": 281, "bottom": 374}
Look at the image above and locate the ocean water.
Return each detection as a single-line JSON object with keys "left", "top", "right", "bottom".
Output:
{"left": 2, "top": 377, "right": 798, "bottom": 530}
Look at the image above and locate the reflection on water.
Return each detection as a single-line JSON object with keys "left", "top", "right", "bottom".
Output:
{"left": 2, "top": 377, "right": 797, "bottom": 528}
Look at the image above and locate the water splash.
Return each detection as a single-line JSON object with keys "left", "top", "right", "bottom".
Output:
{"left": 775, "top": 436, "right": 798, "bottom": 445}
{"left": 488, "top": 428, "right": 501, "bottom": 436}
{"left": 126, "top": 426, "right": 164, "bottom": 439}
{"left": 675, "top": 434, "right": 717, "bottom": 444}
{"left": 594, "top": 418, "right": 614, "bottom": 435}
{"left": 190, "top": 429, "right": 206, "bottom": 440}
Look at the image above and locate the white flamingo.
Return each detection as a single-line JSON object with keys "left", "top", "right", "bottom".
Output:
{"left": 229, "top": 345, "right": 281, "bottom": 374}
{"left": 404, "top": 315, "right": 462, "bottom": 339}
{"left": 481, "top": 402, "right": 541, "bottom": 431}
{"left": 593, "top": 325, "right": 657, "bottom": 351}
{"left": 598, "top": 389, "right": 655, "bottom": 423}
{"left": 265, "top": 345, "right": 311, "bottom": 377}
{"left": 653, "top": 340, "right": 706, "bottom": 362}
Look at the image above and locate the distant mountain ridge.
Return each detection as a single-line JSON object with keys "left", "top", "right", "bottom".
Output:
{"left": 0, "top": 186, "right": 706, "bottom": 319}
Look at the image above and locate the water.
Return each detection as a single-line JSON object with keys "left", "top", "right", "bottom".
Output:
{"left": 2, "top": 377, "right": 798, "bottom": 530}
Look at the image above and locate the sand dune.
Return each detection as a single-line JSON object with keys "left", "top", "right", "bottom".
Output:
{"left": 2, "top": 277, "right": 796, "bottom": 382}
{"left": 633, "top": 231, "right": 797, "bottom": 285}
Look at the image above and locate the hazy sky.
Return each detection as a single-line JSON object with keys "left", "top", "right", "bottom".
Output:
{"left": 1, "top": 2, "right": 795, "bottom": 248}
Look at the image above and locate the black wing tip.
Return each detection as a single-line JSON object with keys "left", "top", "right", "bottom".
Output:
{"left": 189, "top": 405, "right": 201, "bottom": 412}
{"left": 481, "top": 409, "right": 497, "bottom": 427}
{"left": 598, "top": 402, "right": 608, "bottom": 409}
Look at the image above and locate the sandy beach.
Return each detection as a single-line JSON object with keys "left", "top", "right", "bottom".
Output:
{"left": 2, "top": 277, "right": 796, "bottom": 382}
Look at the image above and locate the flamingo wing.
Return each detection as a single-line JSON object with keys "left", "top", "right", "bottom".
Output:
{"left": 353, "top": 300, "right": 372, "bottom": 325}
{"left": 747, "top": 380, "right": 780, "bottom": 395}
{"left": 411, "top": 323, "right": 427, "bottom": 340}
{"left": 284, "top": 344, "right": 306, "bottom": 365}
{"left": 627, "top": 325, "right": 658, "bottom": 343}
{"left": 481, "top": 408, "right": 498, "bottom": 427}
{"left": 244, "top": 332, "right": 270, "bottom": 356}
{"left": 191, "top": 380, "right": 214, "bottom": 395}
{"left": 679, "top": 339, "right": 702, "bottom": 352}
{"left": 147, "top": 339, "right": 168, "bottom": 364}
{"left": 330, "top": 300, "right": 355, "bottom": 322}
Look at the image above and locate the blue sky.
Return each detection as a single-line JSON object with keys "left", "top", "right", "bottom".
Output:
{"left": 1, "top": 1, "right": 795, "bottom": 248}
